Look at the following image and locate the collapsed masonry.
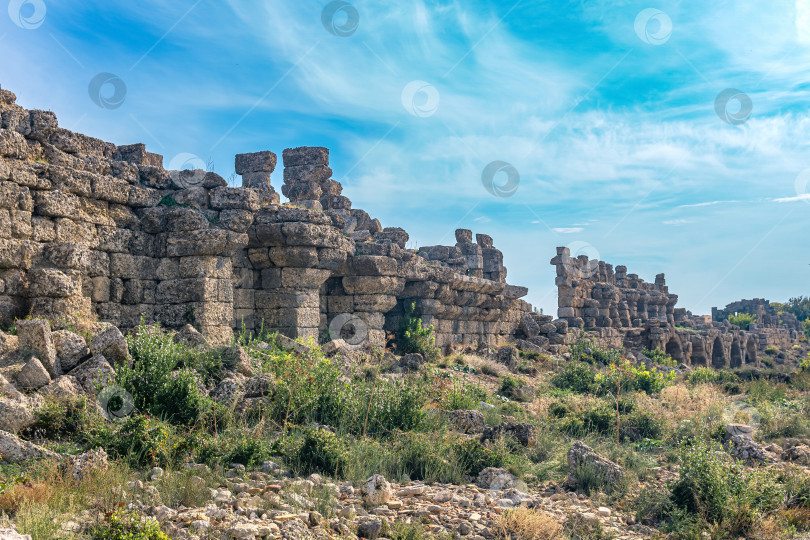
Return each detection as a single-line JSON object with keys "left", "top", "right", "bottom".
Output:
{"left": 0, "top": 89, "right": 532, "bottom": 351}
{"left": 551, "top": 247, "right": 801, "bottom": 368}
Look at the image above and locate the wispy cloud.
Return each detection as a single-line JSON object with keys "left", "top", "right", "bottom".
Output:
{"left": 774, "top": 193, "right": 810, "bottom": 202}
{"left": 553, "top": 227, "right": 584, "bottom": 234}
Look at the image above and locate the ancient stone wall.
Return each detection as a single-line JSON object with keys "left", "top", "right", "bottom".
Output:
{"left": 550, "top": 246, "right": 677, "bottom": 329}
{"left": 0, "top": 89, "right": 530, "bottom": 350}
{"left": 550, "top": 247, "right": 803, "bottom": 368}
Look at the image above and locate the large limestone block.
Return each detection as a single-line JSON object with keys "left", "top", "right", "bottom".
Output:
{"left": 280, "top": 268, "right": 332, "bottom": 288}
{"left": 17, "top": 319, "right": 59, "bottom": 377}
{"left": 282, "top": 146, "right": 329, "bottom": 167}
{"left": 52, "top": 330, "right": 89, "bottom": 372}
{"left": 0, "top": 396, "right": 35, "bottom": 433}
{"left": 0, "top": 430, "right": 59, "bottom": 463}
{"left": 342, "top": 276, "right": 404, "bottom": 295}
{"left": 15, "top": 357, "right": 51, "bottom": 389}
{"left": 89, "top": 326, "right": 130, "bottom": 367}
{"left": 68, "top": 354, "right": 115, "bottom": 396}
{"left": 350, "top": 255, "right": 398, "bottom": 276}
{"left": 236, "top": 150, "right": 277, "bottom": 174}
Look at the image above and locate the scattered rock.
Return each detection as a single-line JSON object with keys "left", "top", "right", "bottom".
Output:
{"left": 68, "top": 354, "right": 115, "bottom": 396}
{"left": 0, "top": 395, "right": 35, "bottom": 433}
{"left": 61, "top": 448, "right": 108, "bottom": 480}
{"left": 17, "top": 319, "right": 60, "bottom": 377}
{"left": 566, "top": 441, "right": 624, "bottom": 489}
{"left": 482, "top": 422, "right": 537, "bottom": 447}
{"left": 276, "top": 334, "right": 311, "bottom": 355}
{"left": 448, "top": 409, "right": 486, "bottom": 434}
{"left": 476, "top": 467, "right": 517, "bottom": 491}
{"left": 15, "top": 356, "right": 51, "bottom": 389}
{"left": 89, "top": 326, "right": 130, "bottom": 367}
{"left": 728, "top": 435, "right": 778, "bottom": 465}
{"left": 0, "top": 527, "right": 31, "bottom": 540}
{"left": 174, "top": 324, "right": 207, "bottom": 349}
{"left": 400, "top": 353, "right": 424, "bottom": 371}
{"left": 495, "top": 346, "right": 519, "bottom": 369}
{"left": 0, "top": 429, "right": 59, "bottom": 463}
{"left": 357, "top": 520, "right": 382, "bottom": 539}
{"left": 361, "top": 475, "right": 392, "bottom": 507}
{"left": 39, "top": 375, "right": 83, "bottom": 400}
{"left": 51, "top": 330, "right": 88, "bottom": 372}
{"left": 223, "top": 345, "right": 254, "bottom": 377}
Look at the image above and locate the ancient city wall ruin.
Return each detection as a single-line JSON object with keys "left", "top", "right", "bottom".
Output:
{"left": 0, "top": 89, "right": 532, "bottom": 350}
{"left": 550, "top": 247, "right": 801, "bottom": 368}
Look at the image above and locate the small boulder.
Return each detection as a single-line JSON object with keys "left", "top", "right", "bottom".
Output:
{"left": 51, "top": 330, "right": 89, "bottom": 372}
{"left": 728, "top": 435, "right": 778, "bottom": 466}
{"left": 174, "top": 324, "right": 207, "bottom": 349}
{"left": 784, "top": 445, "right": 810, "bottom": 465}
{"left": 210, "top": 377, "right": 245, "bottom": 405}
{"left": 0, "top": 374, "right": 23, "bottom": 400}
{"left": 0, "top": 527, "right": 31, "bottom": 540}
{"left": 400, "top": 353, "right": 424, "bottom": 371}
{"left": 276, "top": 334, "right": 311, "bottom": 355}
{"left": 89, "top": 326, "right": 130, "bottom": 367}
{"left": 495, "top": 346, "right": 519, "bottom": 369}
{"left": 725, "top": 424, "right": 754, "bottom": 441}
{"left": 357, "top": 520, "right": 382, "bottom": 539}
{"left": 243, "top": 374, "right": 274, "bottom": 398}
{"left": 0, "top": 429, "right": 59, "bottom": 463}
{"left": 223, "top": 345, "right": 253, "bottom": 377}
{"left": 566, "top": 441, "right": 624, "bottom": 490}
{"left": 0, "top": 396, "right": 35, "bottom": 433}
{"left": 68, "top": 354, "right": 115, "bottom": 396}
{"left": 482, "top": 422, "right": 537, "bottom": 447}
{"left": 448, "top": 409, "right": 486, "bottom": 434}
{"left": 361, "top": 474, "right": 392, "bottom": 507}
{"left": 15, "top": 357, "right": 51, "bottom": 389}
{"left": 17, "top": 319, "right": 59, "bottom": 377}
{"left": 0, "top": 330, "right": 18, "bottom": 356}
{"left": 476, "top": 467, "right": 517, "bottom": 491}
{"left": 61, "top": 448, "right": 108, "bottom": 480}
{"left": 38, "top": 375, "right": 83, "bottom": 401}
{"left": 321, "top": 339, "right": 347, "bottom": 356}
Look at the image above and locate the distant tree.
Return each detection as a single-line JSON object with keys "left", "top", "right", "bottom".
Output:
{"left": 728, "top": 312, "right": 756, "bottom": 331}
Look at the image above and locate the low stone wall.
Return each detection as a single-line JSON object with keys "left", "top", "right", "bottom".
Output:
{"left": 0, "top": 89, "right": 531, "bottom": 350}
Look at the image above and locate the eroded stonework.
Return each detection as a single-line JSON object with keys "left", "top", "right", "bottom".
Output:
{"left": 551, "top": 247, "right": 800, "bottom": 367}
{"left": 0, "top": 89, "right": 530, "bottom": 350}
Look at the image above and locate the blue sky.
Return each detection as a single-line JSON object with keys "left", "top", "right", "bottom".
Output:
{"left": 2, "top": 0, "right": 809, "bottom": 315}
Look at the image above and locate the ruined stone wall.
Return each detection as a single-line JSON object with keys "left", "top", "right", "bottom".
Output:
{"left": 0, "top": 89, "right": 530, "bottom": 350}
{"left": 550, "top": 246, "right": 677, "bottom": 329}
{"left": 549, "top": 247, "right": 805, "bottom": 368}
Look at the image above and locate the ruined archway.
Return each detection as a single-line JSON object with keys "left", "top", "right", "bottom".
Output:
{"left": 665, "top": 336, "right": 683, "bottom": 363}
{"left": 745, "top": 337, "right": 757, "bottom": 365}
{"left": 691, "top": 340, "right": 707, "bottom": 366}
{"left": 730, "top": 339, "right": 742, "bottom": 368}
{"left": 711, "top": 337, "right": 726, "bottom": 368}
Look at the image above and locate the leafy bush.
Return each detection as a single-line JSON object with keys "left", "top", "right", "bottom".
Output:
{"left": 803, "top": 319, "right": 810, "bottom": 340}
{"left": 93, "top": 414, "right": 180, "bottom": 468}
{"left": 553, "top": 400, "right": 662, "bottom": 442}
{"left": 569, "top": 338, "right": 622, "bottom": 365}
{"left": 642, "top": 347, "right": 677, "bottom": 367}
{"left": 669, "top": 439, "right": 785, "bottom": 536}
{"left": 29, "top": 396, "right": 100, "bottom": 441}
{"left": 86, "top": 510, "right": 169, "bottom": 540}
{"left": 399, "top": 302, "right": 440, "bottom": 361}
{"left": 118, "top": 323, "right": 216, "bottom": 425}
{"left": 687, "top": 366, "right": 721, "bottom": 385}
{"left": 498, "top": 375, "right": 525, "bottom": 399}
{"left": 439, "top": 378, "right": 488, "bottom": 411}
{"left": 595, "top": 360, "right": 675, "bottom": 395}
{"left": 728, "top": 312, "right": 756, "bottom": 330}
{"left": 551, "top": 362, "right": 596, "bottom": 393}
{"left": 453, "top": 438, "right": 513, "bottom": 477}
{"left": 278, "top": 427, "right": 345, "bottom": 476}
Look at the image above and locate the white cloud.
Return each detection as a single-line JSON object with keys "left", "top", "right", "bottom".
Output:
{"left": 774, "top": 193, "right": 810, "bottom": 202}
{"left": 553, "top": 227, "right": 584, "bottom": 233}
{"left": 662, "top": 219, "right": 694, "bottom": 225}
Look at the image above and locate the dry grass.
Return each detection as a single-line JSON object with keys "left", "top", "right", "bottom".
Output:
{"left": 462, "top": 354, "right": 508, "bottom": 377}
{"left": 1, "top": 460, "right": 135, "bottom": 540}
{"left": 494, "top": 508, "right": 563, "bottom": 540}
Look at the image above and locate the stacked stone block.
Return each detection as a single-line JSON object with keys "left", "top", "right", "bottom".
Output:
{"left": 551, "top": 246, "right": 676, "bottom": 329}
{"left": 0, "top": 88, "right": 534, "bottom": 351}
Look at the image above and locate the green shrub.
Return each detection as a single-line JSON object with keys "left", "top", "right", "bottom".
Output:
{"left": 399, "top": 302, "right": 440, "bottom": 361}
{"left": 687, "top": 366, "right": 721, "bottom": 385}
{"left": 440, "top": 378, "right": 488, "bottom": 411}
{"left": 553, "top": 400, "right": 662, "bottom": 442}
{"left": 728, "top": 312, "right": 756, "bottom": 331}
{"left": 282, "top": 428, "right": 347, "bottom": 476}
{"left": 803, "top": 319, "right": 810, "bottom": 340}
{"left": 669, "top": 439, "right": 785, "bottom": 536}
{"left": 93, "top": 414, "right": 180, "bottom": 468}
{"left": 453, "top": 438, "right": 512, "bottom": 477}
{"left": 642, "top": 347, "right": 677, "bottom": 367}
{"left": 29, "top": 396, "right": 101, "bottom": 441}
{"left": 118, "top": 323, "right": 216, "bottom": 425}
{"left": 86, "top": 510, "right": 169, "bottom": 540}
{"left": 569, "top": 337, "right": 623, "bottom": 365}
{"left": 498, "top": 375, "right": 528, "bottom": 401}
{"left": 551, "top": 362, "right": 596, "bottom": 394}
{"left": 595, "top": 360, "right": 674, "bottom": 395}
